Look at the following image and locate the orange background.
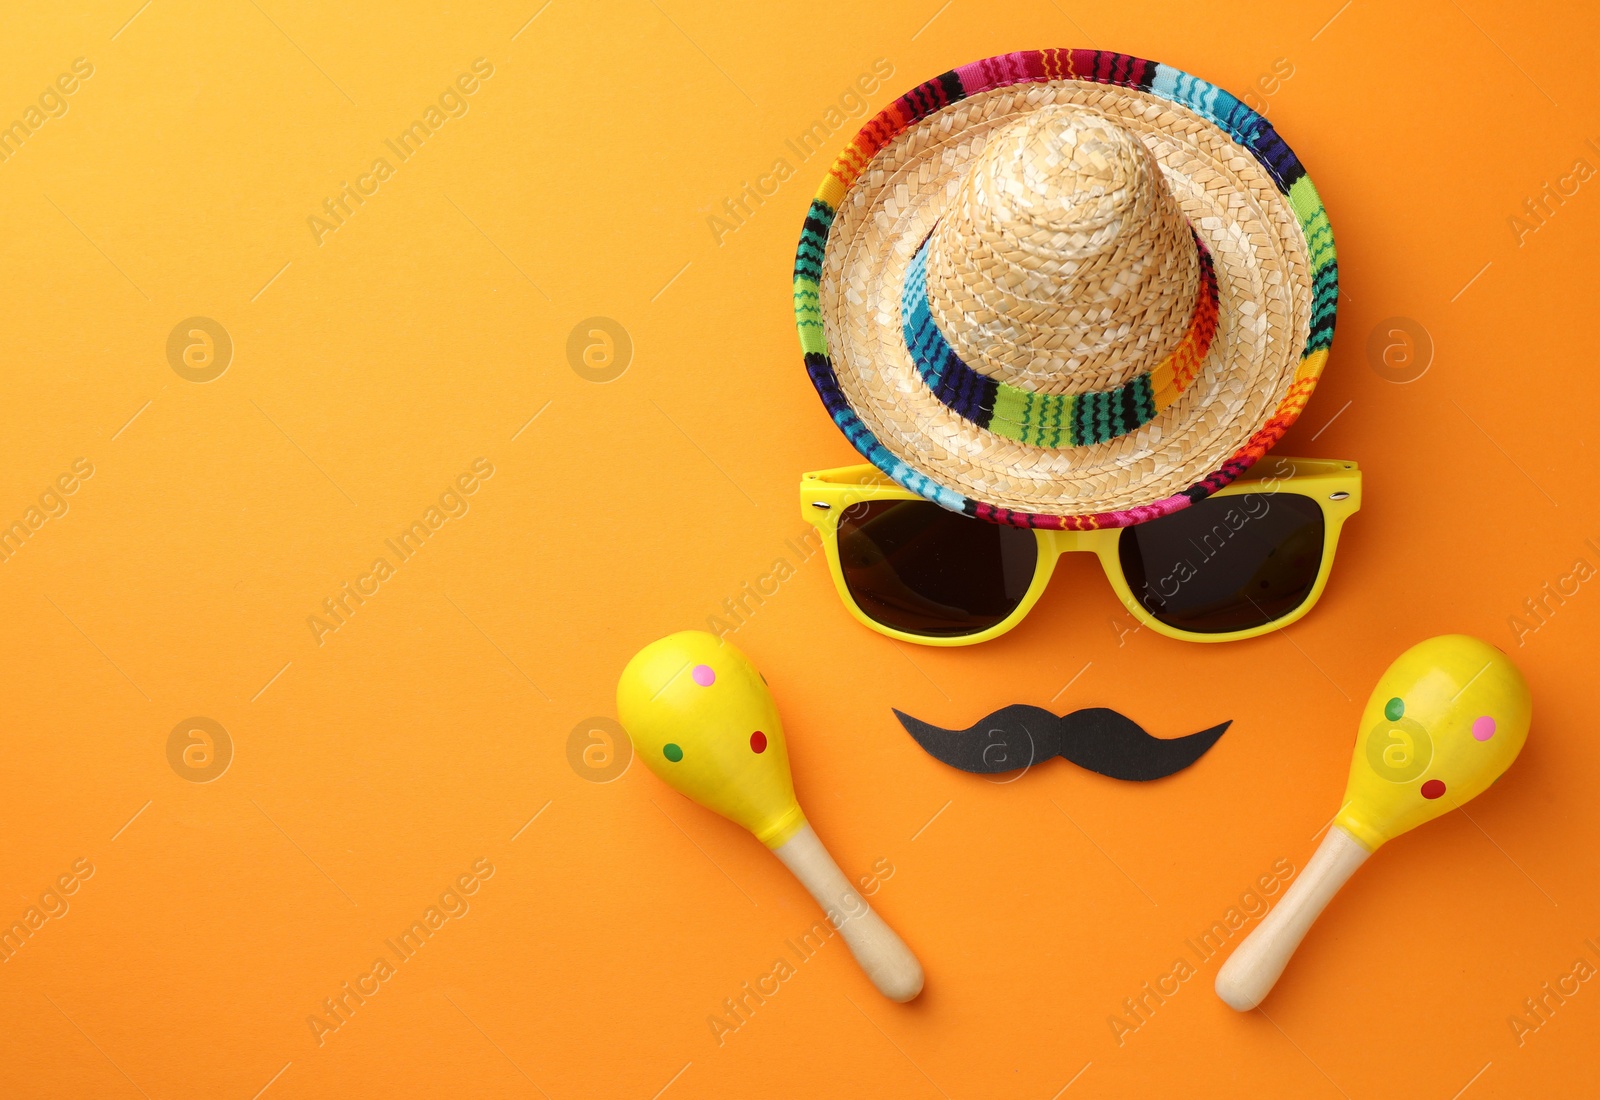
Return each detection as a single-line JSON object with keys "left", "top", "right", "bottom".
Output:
{"left": 2, "top": 1, "right": 1597, "bottom": 1097}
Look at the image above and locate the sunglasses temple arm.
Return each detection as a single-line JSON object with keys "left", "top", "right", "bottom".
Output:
{"left": 771, "top": 823, "right": 925, "bottom": 1002}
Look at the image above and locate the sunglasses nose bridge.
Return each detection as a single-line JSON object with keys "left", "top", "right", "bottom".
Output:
{"left": 1039, "top": 528, "right": 1095, "bottom": 558}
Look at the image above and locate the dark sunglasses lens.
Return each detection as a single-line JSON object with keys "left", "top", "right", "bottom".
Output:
{"left": 837, "top": 500, "right": 1038, "bottom": 637}
{"left": 1117, "top": 492, "right": 1326, "bottom": 634}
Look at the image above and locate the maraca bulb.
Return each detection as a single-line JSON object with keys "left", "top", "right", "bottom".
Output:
{"left": 617, "top": 631, "right": 807, "bottom": 849}
{"left": 1335, "top": 635, "right": 1531, "bottom": 851}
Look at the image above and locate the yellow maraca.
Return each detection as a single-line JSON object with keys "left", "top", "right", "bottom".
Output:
{"left": 617, "top": 630, "right": 924, "bottom": 1002}
{"left": 1216, "top": 635, "right": 1531, "bottom": 1010}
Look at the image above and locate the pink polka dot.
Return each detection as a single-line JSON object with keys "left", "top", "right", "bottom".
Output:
{"left": 691, "top": 664, "right": 715, "bottom": 687}
{"left": 1472, "top": 716, "right": 1495, "bottom": 742}
{"left": 1421, "top": 779, "right": 1446, "bottom": 800}
{"left": 750, "top": 731, "right": 767, "bottom": 754}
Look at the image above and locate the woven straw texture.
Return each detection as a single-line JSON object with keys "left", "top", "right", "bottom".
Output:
{"left": 924, "top": 107, "right": 1202, "bottom": 394}
{"left": 794, "top": 50, "right": 1338, "bottom": 530}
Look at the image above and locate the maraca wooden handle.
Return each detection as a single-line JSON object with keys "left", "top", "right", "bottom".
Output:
{"left": 772, "top": 825, "right": 924, "bottom": 1002}
{"left": 1215, "top": 826, "right": 1370, "bottom": 1011}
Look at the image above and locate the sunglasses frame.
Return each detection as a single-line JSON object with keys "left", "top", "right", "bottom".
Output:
{"left": 800, "top": 456, "right": 1361, "bottom": 645}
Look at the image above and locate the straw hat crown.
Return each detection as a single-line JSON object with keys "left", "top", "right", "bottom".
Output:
{"left": 922, "top": 103, "right": 1202, "bottom": 396}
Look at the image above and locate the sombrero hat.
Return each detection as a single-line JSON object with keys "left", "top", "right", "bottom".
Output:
{"left": 794, "top": 50, "right": 1337, "bottom": 529}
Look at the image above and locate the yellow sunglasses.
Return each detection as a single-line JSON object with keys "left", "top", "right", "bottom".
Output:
{"left": 800, "top": 457, "right": 1361, "bottom": 645}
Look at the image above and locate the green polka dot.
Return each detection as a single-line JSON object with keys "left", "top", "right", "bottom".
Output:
{"left": 1384, "top": 697, "right": 1405, "bottom": 721}
{"left": 662, "top": 743, "right": 683, "bottom": 763}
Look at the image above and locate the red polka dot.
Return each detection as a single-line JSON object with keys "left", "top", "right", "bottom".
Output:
{"left": 1421, "top": 779, "right": 1446, "bottom": 800}
{"left": 750, "top": 731, "right": 767, "bottom": 754}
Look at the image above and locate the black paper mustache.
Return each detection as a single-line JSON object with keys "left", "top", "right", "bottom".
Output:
{"left": 892, "top": 704, "right": 1229, "bottom": 782}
